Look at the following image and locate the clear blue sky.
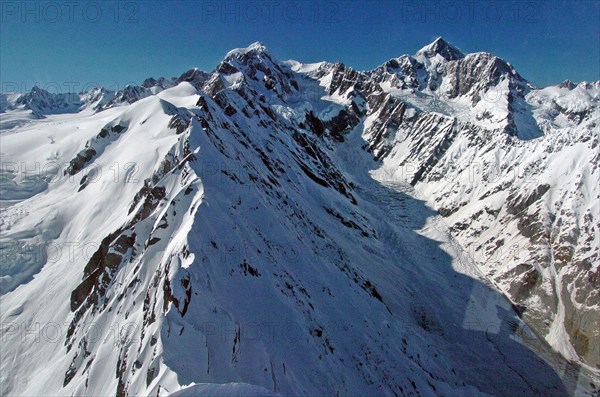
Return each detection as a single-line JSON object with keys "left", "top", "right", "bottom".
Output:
{"left": 1, "top": 0, "right": 598, "bottom": 93}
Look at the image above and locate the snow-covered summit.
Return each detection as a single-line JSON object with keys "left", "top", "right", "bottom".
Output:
{"left": 224, "top": 41, "right": 270, "bottom": 60}
{"left": 416, "top": 36, "right": 465, "bottom": 61}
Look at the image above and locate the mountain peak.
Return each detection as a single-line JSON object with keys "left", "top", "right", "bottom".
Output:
{"left": 29, "top": 85, "right": 47, "bottom": 94}
{"left": 417, "top": 37, "right": 464, "bottom": 61}
{"left": 247, "top": 41, "right": 267, "bottom": 51}
{"left": 558, "top": 80, "right": 576, "bottom": 89}
{"left": 225, "top": 41, "right": 270, "bottom": 60}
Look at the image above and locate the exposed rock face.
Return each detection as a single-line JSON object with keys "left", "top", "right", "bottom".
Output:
{"left": 7, "top": 86, "right": 83, "bottom": 116}
{"left": 416, "top": 37, "right": 465, "bottom": 61}
{"left": 292, "top": 39, "right": 599, "bottom": 369}
{"left": 443, "top": 53, "right": 524, "bottom": 100}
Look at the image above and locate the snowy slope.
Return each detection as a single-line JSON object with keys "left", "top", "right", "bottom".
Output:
{"left": 0, "top": 40, "right": 598, "bottom": 396}
{"left": 301, "top": 38, "right": 599, "bottom": 371}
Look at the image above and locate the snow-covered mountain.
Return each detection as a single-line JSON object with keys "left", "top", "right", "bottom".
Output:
{"left": 1, "top": 39, "right": 598, "bottom": 396}
{"left": 0, "top": 68, "right": 211, "bottom": 117}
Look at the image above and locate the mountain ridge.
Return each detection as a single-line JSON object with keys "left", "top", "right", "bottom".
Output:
{"left": 1, "top": 39, "right": 598, "bottom": 396}
{"left": 3, "top": 38, "right": 598, "bottom": 115}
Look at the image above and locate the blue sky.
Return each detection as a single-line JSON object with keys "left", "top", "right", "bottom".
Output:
{"left": 1, "top": 0, "right": 598, "bottom": 93}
